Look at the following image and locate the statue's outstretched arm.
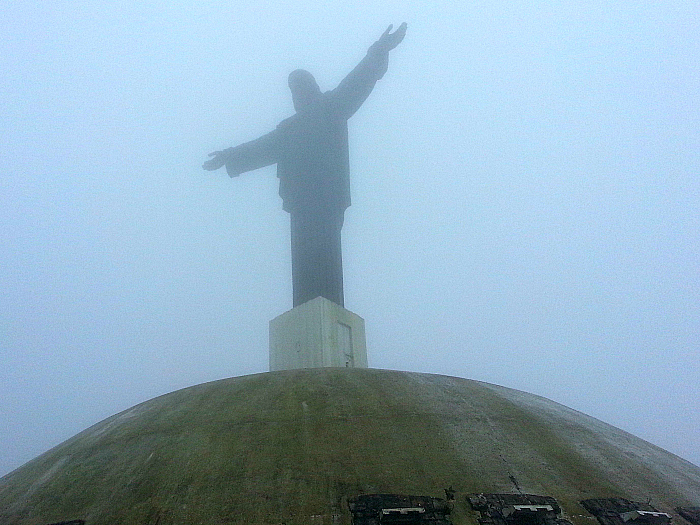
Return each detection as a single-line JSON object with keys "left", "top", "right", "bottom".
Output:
{"left": 203, "top": 129, "right": 280, "bottom": 177}
{"left": 329, "top": 23, "right": 407, "bottom": 120}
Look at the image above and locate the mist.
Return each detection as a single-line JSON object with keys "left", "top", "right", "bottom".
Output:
{"left": 1, "top": 1, "right": 698, "bottom": 477}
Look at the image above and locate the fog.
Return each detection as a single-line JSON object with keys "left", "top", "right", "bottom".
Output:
{"left": 1, "top": 1, "right": 698, "bottom": 477}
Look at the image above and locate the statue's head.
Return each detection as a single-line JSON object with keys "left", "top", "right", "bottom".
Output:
{"left": 288, "top": 69, "right": 321, "bottom": 112}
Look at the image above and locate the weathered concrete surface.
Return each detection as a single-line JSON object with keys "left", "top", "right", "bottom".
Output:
{"left": 269, "top": 296, "right": 367, "bottom": 371}
{"left": 1, "top": 369, "right": 698, "bottom": 525}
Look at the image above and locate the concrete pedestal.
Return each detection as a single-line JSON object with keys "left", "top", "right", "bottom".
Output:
{"left": 269, "top": 296, "right": 367, "bottom": 371}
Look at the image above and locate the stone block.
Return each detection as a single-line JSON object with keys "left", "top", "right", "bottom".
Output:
{"left": 269, "top": 296, "right": 367, "bottom": 371}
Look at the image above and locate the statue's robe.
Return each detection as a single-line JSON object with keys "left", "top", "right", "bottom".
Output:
{"left": 223, "top": 45, "right": 390, "bottom": 307}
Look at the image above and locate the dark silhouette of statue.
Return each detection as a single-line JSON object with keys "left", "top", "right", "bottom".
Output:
{"left": 204, "top": 23, "right": 407, "bottom": 308}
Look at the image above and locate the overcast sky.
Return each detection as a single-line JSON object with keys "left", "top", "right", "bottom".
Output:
{"left": 1, "top": 1, "right": 698, "bottom": 477}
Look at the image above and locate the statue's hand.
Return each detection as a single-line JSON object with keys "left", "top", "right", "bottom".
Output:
{"left": 375, "top": 22, "right": 407, "bottom": 53}
{"left": 202, "top": 150, "right": 228, "bottom": 171}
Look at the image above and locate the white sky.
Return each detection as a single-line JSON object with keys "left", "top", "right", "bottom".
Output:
{"left": 1, "top": 1, "right": 698, "bottom": 477}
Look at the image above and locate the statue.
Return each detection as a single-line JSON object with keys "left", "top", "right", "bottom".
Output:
{"left": 204, "top": 24, "right": 407, "bottom": 308}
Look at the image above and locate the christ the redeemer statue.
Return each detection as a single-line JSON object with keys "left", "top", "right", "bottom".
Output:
{"left": 203, "top": 23, "right": 407, "bottom": 308}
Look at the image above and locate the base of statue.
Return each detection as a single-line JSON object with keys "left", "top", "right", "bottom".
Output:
{"left": 269, "top": 296, "right": 368, "bottom": 371}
